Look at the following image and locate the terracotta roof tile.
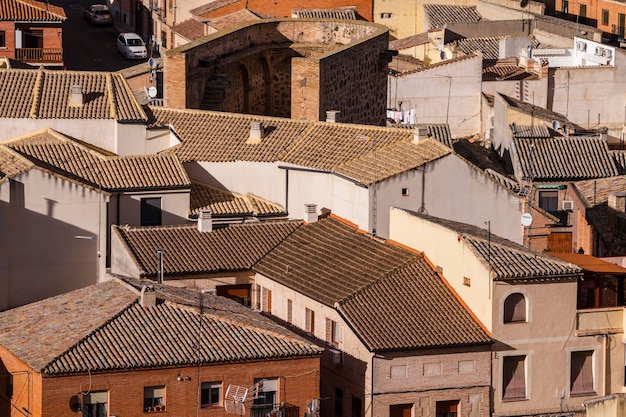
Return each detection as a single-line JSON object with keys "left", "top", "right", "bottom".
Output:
{"left": 482, "top": 61, "right": 537, "bottom": 81}
{"left": 0, "top": 279, "right": 321, "bottom": 374}
{"left": 291, "top": 7, "right": 357, "bottom": 19}
{"left": 339, "top": 261, "right": 492, "bottom": 350}
{"left": 190, "top": 181, "right": 285, "bottom": 217}
{"left": 207, "top": 9, "right": 261, "bottom": 30}
{"left": 611, "top": 150, "right": 626, "bottom": 175}
{"left": 6, "top": 129, "right": 190, "bottom": 191}
{"left": 389, "top": 32, "right": 429, "bottom": 50}
{"left": 172, "top": 18, "right": 205, "bottom": 41}
{"left": 190, "top": 0, "right": 241, "bottom": 17}
{"left": 423, "top": 4, "right": 481, "bottom": 29}
{"left": 0, "top": 0, "right": 66, "bottom": 21}
{"left": 113, "top": 220, "right": 302, "bottom": 276}
{"left": 456, "top": 37, "right": 500, "bottom": 59}
{"left": 0, "top": 68, "right": 146, "bottom": 121}
{"left": 573, "top": 176, "right": 626, "bottom": 207}
{"left": 514, "top": 136, "right": 619, "bottom": 181}
{"left": 0, "top": 145, "right": 33, "bottom": 179}
{"left": 400, "top": 210, "right": 582, "bottom": 279}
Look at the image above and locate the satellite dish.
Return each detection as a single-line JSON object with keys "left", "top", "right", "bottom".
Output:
{"left": 436, "top": 42, "right": 444, "bottom": 51}
{"left": 148, "top": 86, "right": 158, "bottom": 98}
{"left": 148, "top": 58, "right": 157, "bottom": 69}
{"left": 520, "top": 0, "right": 529, "bottom": 7}
{"left": 551, "top": 120, "right": 561, "bottom": 130}
{"left": 440, "top": 51, "right": 446, "bottom": 60}
{"left": 69, "top": 395, "right": 82, "bottom": 412}
{"left": 521, "top": 213, "right": 533, "bottom": 227}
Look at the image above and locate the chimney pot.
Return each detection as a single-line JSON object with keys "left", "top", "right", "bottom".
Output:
{"left": 608, "top": 192, "right": 626, "bottom": 212}
{"left": 413, "top": 127, "right": 429, "bottom": 143}
{"left": 140, "top": 285, "right": 157, "bottom": 308}
{"left": 247, "top": 121, "right": 264, "bottom": 144}
{"left": 198, "top": 209, "right": 213, "bottom": 232}
{"left": 69, "top": 85, "right": 84, "bottom": 107}
{"left": 326, "top": 110, "right": 340, "bottom": 123}
{"left": 305, "top": 203, "right": 318, "bottom": 223}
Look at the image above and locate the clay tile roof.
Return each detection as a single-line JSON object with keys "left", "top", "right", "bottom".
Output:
{"left": 254, "top": 216, "right": 423, "bottom": 307}
{"left": 393, "top": 53, "right": 478, "bottom": 76}
{"left": 456, "top": 37, "right": 500, "bottom": 59}
{"left": 611, "top": 150, "right": 626, "bottom": 175}
{"left": 6, "top": 129, "right": 190, "bottom": 191}
{"left": 0, "top": 145, "right": 33, "bottom": 179}
{"left": 514, "top": 136, "right": 619, "bottom": 181}
{"left": 113, "top": 220, "right": 302, "bottom": 276}
{"left": 190, "top": 181, "right": 285, "bottom": 217}
{"left": 511, "top": 124, "right": 552, "bottom": 138}
{"left": 389, "top": 124, "right": 452, "bottom": 148}
{"left": 0, "top": 0, "right": 66, "bottom": 21}
{"left": 389, "top": 32, "right": 429, "bottom": 50}
{"left": 338, "top": 261, "right": 492, "bottom": 350}
{"left": 573, "top": 176, "right": 626, "bottom": 207}
{"left": 482, "top": 61, "right": 537, "bottom": 81}
{"left": 0, "top": 68, "right": 146, "bottom": 121}
{"left": 291, "top": 7, "right": 357, "bottom": 19}
{"left": 172, "top": 18, "right": 205, "bottom": 41}
{"left": 0, "top": 279, "right": 321, "bottom": 375}
{"left": 208, "top": 8, "right": 261, "bottom": 30}
{"left": 423, "top": 4, "right": 481, "bottom": 29}
{"left": 403, "top": 211, "right": 582, "bottom": 279}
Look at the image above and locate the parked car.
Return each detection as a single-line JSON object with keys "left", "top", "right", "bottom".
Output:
{"left": 116, "top": 33, "right": 148, "bottom": 59}
{"left": 84, "top": 4, "right": 113, "bottom": 25}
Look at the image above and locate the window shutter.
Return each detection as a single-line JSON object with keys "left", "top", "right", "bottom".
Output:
{"left": 254, "top": 284, "right": 261, "bottom": 309}
{"left": 326, "top": 318, "right": 332, "bottom": 343}
{"left": 503, "top": 356, "right": 526, "bottom": 399}
{"left": 287, "top": 299, "right": 292, "bottom": 323}
{"left": 571, "top": 351, "right": 594, "bottom": 394}
{"left": 261, "top": 287, "right": 268, "bottom": 311}
{"left": 504, "top": 293, "right": 526, "bottom": 323}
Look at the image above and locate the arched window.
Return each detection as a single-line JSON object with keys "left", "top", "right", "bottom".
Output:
{"left": 504, "top": 293, "right": 527, "bottom": 323}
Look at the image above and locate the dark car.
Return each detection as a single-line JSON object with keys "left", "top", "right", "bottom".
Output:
{"left": 84, "top": 4, "right": 113, "bottom": 25}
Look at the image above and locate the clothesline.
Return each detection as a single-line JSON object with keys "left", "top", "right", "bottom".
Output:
{"left": 387, "top": 109, "right": 416, "bottom": 124}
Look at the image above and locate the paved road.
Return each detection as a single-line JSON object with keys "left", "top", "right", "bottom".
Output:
{"left": 51, "top": 0, "right": 149, "bottom": 71}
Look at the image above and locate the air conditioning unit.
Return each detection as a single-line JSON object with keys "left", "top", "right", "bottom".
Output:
{"left": 329, "top": 349, "right": 344, "bottom": 366}
{"left": 595, "top": 46, "right": 603, "bottom": 56}
{"left": 576, "top": 41, "right": 586, "bottom": 51}
{"left": 603, "top": 48, "right": 612, "bottom": 58}
{"left": 562, "top": 200, "right": 574, "bottom": 211}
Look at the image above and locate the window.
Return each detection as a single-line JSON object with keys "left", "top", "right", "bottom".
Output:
{"left": 539, "top": 191, "right": 558, "bottom": 212}
{"left": 502, "top": 356, "right": 526, "bottom": 400}
{"left": 390, "top": 404, "right": 413, "bottom": 417}
{"left": 504, "top": 293, "right": 527, "bottom": 323}
{"left": 0, "top": 31, "right": 5, "bottom": 48}
{"left": 602, "top": 9, "right": 609, "bottom": 26}
{"left": 579, "top": 4, "right": 587, "bottom": 17}
{"left": 144, "top": 386, "right": 165, "bottom": 412}
{"left": 161, "top": 30, "right": 167, "bottom": 48}
{"left": 201, "top": 382, "right": 222, "bottom": 407}
{"left": 287, "top": 299, "right": 293, "bottom": 323}
{"left": 436, "top": 400, "right": 459, "bottom": 417}
{"left": 380, "top": 12, "right": 393, "bottom": 18}
{"left": 335, "top": 387, "right": 344, "bottom": 415}
{"left": 83, "top": 391, "right": 108, "bottom": 417}
{"left": 571, "top": 351, "right": 595, "bottom": 395}
{"left": 141, "top": 197, "right": 162, "bottom": 226}
{"left": 401, "top": 188, "right": 409, "bottom": 196}
{"left": 261, "top": 287, "right": 272, "bottom": 313}
{"left": 305, "top": 308, "right": 315, "bottom": 333}
{"left": 562, "top": 0, "right": 569, "bottom": 13}
{"left": 326, "top": 318, "right": 342, "bottom": 346}
{"left": 463, "top": 277, "right": 471, "bottom": 287}
{"left": 254, "top": 377, "right": 277, "bottom": 406}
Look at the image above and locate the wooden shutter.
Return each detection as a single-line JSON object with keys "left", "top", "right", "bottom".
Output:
{"left": 287, "top": 299, "right": 292, "bottom": 323}
{"left": 503, "top": 356, "right": 526, "bottom": 399}
{"left": 326, "top": 318, "right": 332, "bottom": 343}
{"left": 571, "top": 351, "right": 594, "bottom": 394}
{"left": 504, "top": 293, "right": 526, "bottom": 322}
{"left": 306, "top": 309, "right": 315, "bottom": 333}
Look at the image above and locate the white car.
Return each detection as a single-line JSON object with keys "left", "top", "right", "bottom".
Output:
{"left": 116, "top": 33, "right": 147, "bottom": 59}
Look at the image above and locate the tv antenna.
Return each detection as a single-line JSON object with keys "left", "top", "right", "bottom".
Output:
{"left": 224, "top": 380, "right": 264, "bottom": 416}
{"left": 305, "top": 398, "right": 321, "bottom": 417}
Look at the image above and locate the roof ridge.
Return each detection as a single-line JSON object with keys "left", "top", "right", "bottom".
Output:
{"left": 106, "top": 73, "right": 118, "bottom": 119}
{"left": 29, "top": 67, "right": 44, "bottom": 118}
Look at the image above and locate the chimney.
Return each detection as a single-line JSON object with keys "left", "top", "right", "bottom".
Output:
{"left": 413, "top": 127, "right": 429, "bottom": 143}
{"left": 326, "top": 110, "right": 340, "bottom": 123}
{"left": 247, "top": 121, "right": 264, "bottom": 144}
{"left": 608, "top": 192, "right": 626, "bottom": 212}
{"left": 156, "top": 248, "right": 164, "bottom": 284}
{"left": 305, "top": 203, "right": 318, "bottom": 223}
{"left": 140, "top": 285, "right": 156, "bottom": 308}
{"left": 69, "top": 85, "right": 84, "bottom": 107}
{"left": 198, "top": 209, "right": 213, "bottom": 232}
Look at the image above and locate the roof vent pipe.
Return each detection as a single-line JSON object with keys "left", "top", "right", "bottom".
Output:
{"left": 305, "top": 203, "right": 318, "bottom": 223}
{"left": 247, "top": 121, "right": 264, "bottom": 144}
{"left": 156, "top": 248, "right": 164, "bottom": 284}
{"left": 413, "top": 127, "right": 429, "bottom": 143}
{"left": 326, "top": 110, "right": 340, "bottom": 123}
{"left": 69, "top": 85, "right": 84, "bottom": 107}
{"left": 198, "top": 209, "right": 213, "bottom": 232}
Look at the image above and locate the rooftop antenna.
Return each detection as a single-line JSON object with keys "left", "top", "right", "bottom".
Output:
{"left": 224, "top": 380, "right": 264, "bottom": 416}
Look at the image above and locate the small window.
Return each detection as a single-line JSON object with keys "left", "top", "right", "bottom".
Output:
{"left": 436, "top": 400, "right": 459, "bottom": 417}
{"left": 504, "top": 293, "right": 527, "bottom": 323}
{"left": 254, "top": 283, "right": 261, "bottom": 309}
{"left": 380, "top": 12, "right": 393, "bottom": 18}
{"left": 579, "top": 4, "right": 587, "bottom": 17}
{"left": 144, "top": 386, "right": 165, "bottom": 412}
{"left": 0, "top": 31, "right": 5, "bottom": 48}
{"left": 463, "top": 277, "right": 471, "bottom": 287}
{"left": 83, "top": 391, "right": 108, "bottom": 417}
{"left": 326, "top": 318, "right": 342, "bottom": 346}
{"left": 502, "top": 356, "right": 526, "bottom": 400}
{"left": 539, "top": 191, "right": 558, "bottom": 212}
{"left": 571, "top": 351, "right": 595, "bottom": 395}
{"left": 201, "top": 381, "right": 222, "bottom": 407}
{"left": 562, "top": 0, "right": 569, "bottom": 13}
{"left": 161, "top": 30, "right": 167, "bottom": 48}
{"left": 287, "top": 299, "right": 293, "bottom": 323}
{"left": 602, "top": 9, "right": 609, "bottom": 25}
{"left": 401, "top": 188, "right": 409, "bottom": 196}
{"left": 140, "top": 197, "right": 162, "bottom": 226}
{"left": 305, "top": 308, "right": 315, "bottom": 333}
{"left": 335, "top": 387, "right": 344, "bottom": 415}
{"left": 390, "top": 403, "right": 413, "bottom": 417}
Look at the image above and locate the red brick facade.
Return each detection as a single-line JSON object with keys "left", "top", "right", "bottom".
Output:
{"left": 555, "top": 0, "right": 626, "bottom": 38}
{"left": 0, "top": 23, "right": 63, "bottom": 65}
{"left": 1, "top": 345, "right": 320, "bottom": 417}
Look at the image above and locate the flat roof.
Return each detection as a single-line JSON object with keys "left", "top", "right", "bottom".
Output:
{"left": 550, "top": 253, "right": 626, "bottom": 274}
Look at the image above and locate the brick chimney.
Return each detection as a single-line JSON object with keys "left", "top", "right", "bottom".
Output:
{"left": 247, "top": 121, "right": 264, "bottom": 144}
{"left": 198, "top": 209, "right": 213, "bottom": 232}
{"left": 608, "top": 192, "right": 626, "bottom": 212}
{"left": 140, "top": 285, "right": 156, "bottom": 308}
{"left": 326, "top": 110, "right": 340, "bottom": 123}
{"left": 69, "top": 85, "right": 84, "bottom": 107}
{"left": 305, "top": 203, "right": 318, "bottom": 223}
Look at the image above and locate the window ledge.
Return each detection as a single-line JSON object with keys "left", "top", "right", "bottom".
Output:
{"left": 570, "top": 391, "right": 596, "bottom": 397}
{"left": 502, "top": 397, "right": 528, "bottom": 402}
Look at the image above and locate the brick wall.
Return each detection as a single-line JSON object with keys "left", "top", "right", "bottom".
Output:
{"left": 163, "top": 19, "right": 389, "bottom": 126}
{"left": 0, "top": 23, "right": 16, "bottom": 60}
{"left": 0, "top": 344, "right": 319, "bottom": 417}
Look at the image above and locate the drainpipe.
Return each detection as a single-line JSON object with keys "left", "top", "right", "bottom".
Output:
{"left": 371, "top": 354, "right": 375, "bottom": 417}
{"left": 601, "top": 334, "right": 608, "bottom": 396}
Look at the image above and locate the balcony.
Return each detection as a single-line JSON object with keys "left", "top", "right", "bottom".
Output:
{"left": 250, "top": 403, "right": 299, "bottom": 417}
{"left": 576, "top": 307, "right": 624, "bottom": 336}
{"left": 15, "top": 48, "right": 63, "bottom": 64}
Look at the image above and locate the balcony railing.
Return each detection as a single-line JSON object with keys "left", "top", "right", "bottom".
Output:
{"left": 250, "top": 403, "right": 299, "bottom": 417}
{"left": 16, "top": 48, "right": 63, "bottom": 63}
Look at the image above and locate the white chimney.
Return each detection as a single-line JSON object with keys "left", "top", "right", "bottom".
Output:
{"left": 198, "top": 209, "right": 213, "bottom": 232}
{"left": 413, "top": 127, "right": 429, "bottom": 143}
{"left": 140, "top": 285, "right": 156, "bottom": 308}
{"left": 305, "top": 204, "right": 318, "bottom": 223}
{"left": 326, "top": 110, "right": 340, "bottom": 123}
{"left": 247, "top": 121, "right": 264, "bottom": 144}
{"left": 69, "top": 85, "right": 84, "bottom": 107}
{"left": 608, "top": 192, "right": 626, "bottom": 212}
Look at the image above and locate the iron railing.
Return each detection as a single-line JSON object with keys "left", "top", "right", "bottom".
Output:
{"left": 15, "top": 48, "right": 63, "bottom": 63}
{"left": 249, "top": 403, "right": 299, "bottom": 417}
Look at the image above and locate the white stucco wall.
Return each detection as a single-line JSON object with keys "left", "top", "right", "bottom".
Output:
{"left": 0, "top": 169, "right": 107, "bottom": 310}
{"left": 482, "top": 78, "right": 548, "bottom": 111}
{"left": 117, "top": 190, "right": 190, "bottom": 226}
{"left": 116, "top": 122, "right": 161, "bottom": 155}
{"left": 388, "top": 54, "right": 483, "bottom": 137}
